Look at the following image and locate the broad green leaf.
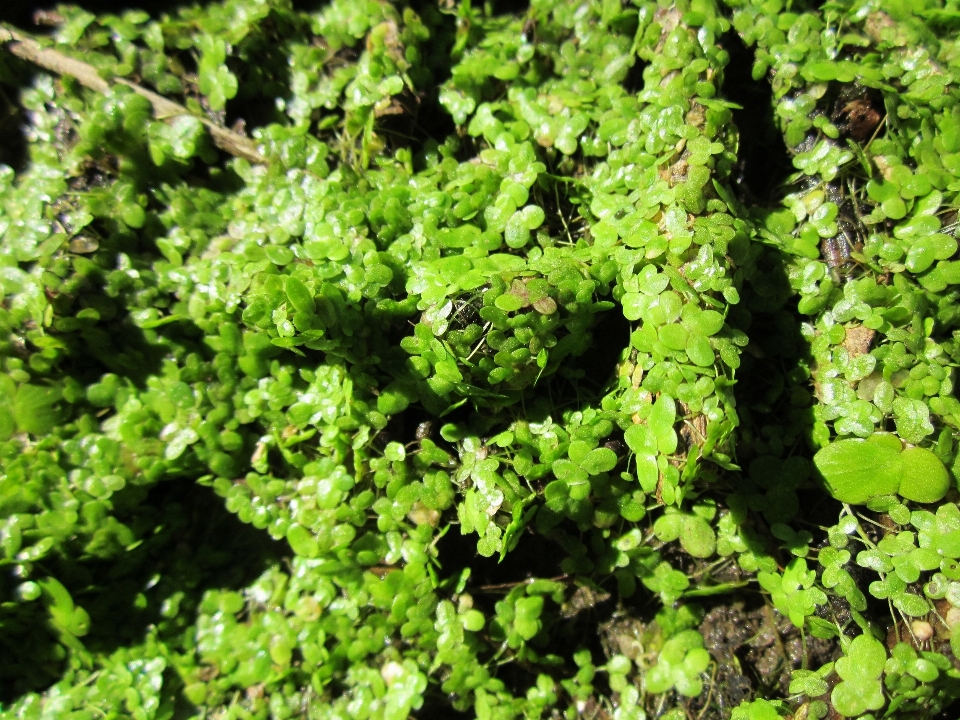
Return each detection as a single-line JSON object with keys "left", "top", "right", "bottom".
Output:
{"left": 813, "top": 438, "right": 902, "bottom": 504}
{"left": 831, "top": 679, "right": 885, "bottom": 718}
{"left": 899, "top": 447, "right": 950, "bottom": 503}
{"left": 658, "top": 323, "right": 689, "bottom": 351}
{"left": 686, "top": 334, "right": 714, "bottom": 367}
{"left": 625, "top": 424, "right": 658, "bottom": 454}
{"left": 836, "top": 633, "right": 887, "bottom": 680}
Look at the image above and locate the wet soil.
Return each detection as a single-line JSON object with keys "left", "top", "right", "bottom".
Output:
{"left": 694, "top": 601, "right": 838, "bottom": 718}
{"left": 597, "top": 594, "right": 840, "bottom": 720}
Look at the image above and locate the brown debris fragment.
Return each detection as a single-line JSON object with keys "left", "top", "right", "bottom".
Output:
{"left": 33, "top": 10, "right": 65, "bottom": 27}
{"left": 838, "top": 98, "right": 882, "bottom": 142}
{"left": 842, "top": 325, "right": 876, "bottom": 358}
{"left": 560, "top": 583, "right": 611, "bottom": 619}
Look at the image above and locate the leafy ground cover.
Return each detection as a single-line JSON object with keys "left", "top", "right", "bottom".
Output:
{"left": 4, "top": 0, "right": 960, "bottom": 717}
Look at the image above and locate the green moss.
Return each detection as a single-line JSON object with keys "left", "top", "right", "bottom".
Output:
{"left": 5, "top": 0, "right": 960, "bottom": 717}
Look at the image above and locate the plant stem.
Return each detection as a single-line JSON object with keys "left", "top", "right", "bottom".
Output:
{"left": 0, "top": 24, "right": 265, "bottom": 164}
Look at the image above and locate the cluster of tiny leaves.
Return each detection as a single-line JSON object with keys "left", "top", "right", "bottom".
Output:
{"left": 726, "top": 0, "right": 960, "bottom": 717}
{"left": 6, "top": 0, "right": 960, "bottom": 719}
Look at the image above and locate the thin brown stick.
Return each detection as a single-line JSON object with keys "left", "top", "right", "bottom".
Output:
{"left": 472, "top": 574, "right": 571, "bottom": 593}
{"left": 0, "top": 25, "right": 265, "bottom": 164}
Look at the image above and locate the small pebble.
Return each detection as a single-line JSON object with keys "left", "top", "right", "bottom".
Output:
{"left": 946, "top": 607, "right": 960, "bottom": 629}
{"left": 911, "top": 620, "right": 934, "bottom": 642}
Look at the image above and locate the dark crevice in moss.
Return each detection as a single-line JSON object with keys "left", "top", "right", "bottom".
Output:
{"left": 622, "top": 56, "right": 648, "bottom": 95}
{"left": 719, "top": 30, "right": 793, "bottom": 205}
{"left": 567, "top": 307, "right": 630, "bottom": 392}
{"left": 520, "top": 307, "right": 630, "bottom": 422}
{"left": 413, "top": 696, "right": 474, "bottom": 719}
{"left": 438, "top": 518, "right": 565, "bottom": 593}
{"left": 490, "top": 0, "right": 529, "bottom": 19}
{"left": 0, "top": 78, "right": 32, "bottom": 173}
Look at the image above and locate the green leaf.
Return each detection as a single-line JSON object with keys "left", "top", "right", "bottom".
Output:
{"left": 14, "top": 384, "right": 64, "bottom": 435}
{"left": 684, "top": 309, "right": 724, "bottom": 336}
{"left": 167, "top": 115, "right": 205, "bottom": 158}
{"left": 581, "top": 447, "right": 617, "bottom": 475}
{"left": 649, "top": 394, "right": 678, "bottom": 454}
{"left": 789, "top": 670, "right": 829, "bottom": 698}
{"left": 378, "top": 382, "right": 414, "bottom": 416}
{"left": 680, "top": 515, "right": 716, "bottom": 558}
{"left": 936, "top": 530, "right": 960, "bottom": 558}
{"left": 813, "top": 437, "right": 902, "bottom": 504}
{"left": 495, "top": 293, "right": 523, "bottom": 312}
{"left": 514, "top": 596, "right": 543, "bottom": 640}
{"left": 42, "top": 578, "right": 90, "bottom": 638}
{"left": 287, "top": 524, "right": 319, "bottom": 558}
{"left": 731, "top": 699, "right": 784, "bottom": 720}
{"left": 653, "top": 514, "right": 682, "bottom": 542}
{"left": 658, "top": 323, "right": 689, "bottom": 351}
{"left": 622, "top": 293, "right": 644, "bottom": 321}
{"left": 831, "top": 679, "right": 885, "bottom": 718}
{"left": 478, "top": 523, "right": 503, "bottom": 557}
{"left": 836, "top": 633, "right": 887, "bottom": 680}
{"left": 892, "top": 591, "right": 929, "bottom": 617}
{"left": 898, "top": 447, "right": 950, "bottom": 504}
{"left": 802, "top": 60, "right": 858, "bottom": 82}
{"left": 384, "top": 441, "right": 406, "bottom": 462}
{"left": 461, "top": 609, "right": 485, "bottom": 632}
{"left": 285, "top": 276, "right": 315, "bottom": 314}
{"left": 56, "top": 9, "right": 96, "bottom": 44}
{"left": 625, "top": 424, "right": 658, "bottom": 455}
{"left": 892, "top": 398, "right": 934, "bottom": 444}
{"left": 197, "top": 35, "right": 238, "bottom": 111}
{"left": 908, "top": 657, "right": 939, "bottom": 683}
{"left": 686, "top": 334, "right": 715, "bottom": 367}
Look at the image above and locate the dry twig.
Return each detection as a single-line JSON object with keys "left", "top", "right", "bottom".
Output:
{"left": 0, "top": 24, "right": 265, "bottom": 163}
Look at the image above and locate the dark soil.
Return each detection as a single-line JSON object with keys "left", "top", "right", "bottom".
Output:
{"left": 695, "top": 601, "right": 838, "bottom": 717}
{"left": 596, "top": 595, "right": 840, "bottom": 719}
